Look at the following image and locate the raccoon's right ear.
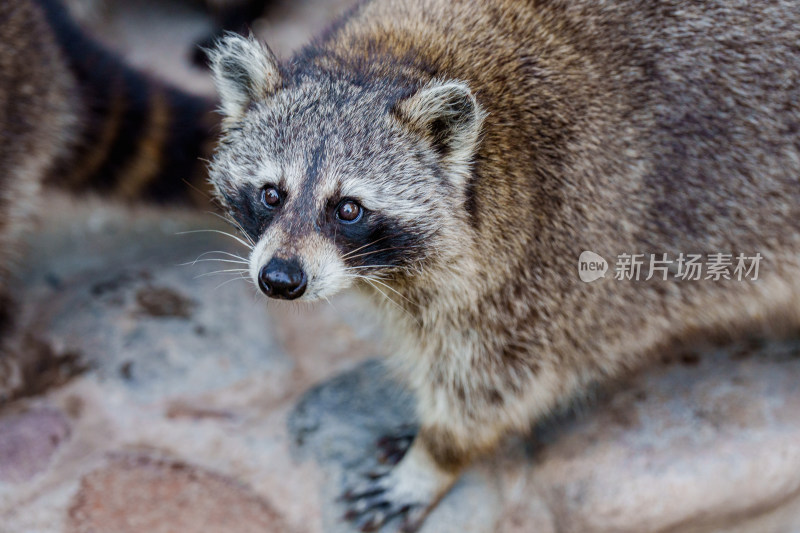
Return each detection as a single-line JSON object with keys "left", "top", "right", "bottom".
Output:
{"left": 393, "top": 80, "right": 485, "bottom": 186}
{"left": 208, "top": 33, "right": 282, "bottom": 124}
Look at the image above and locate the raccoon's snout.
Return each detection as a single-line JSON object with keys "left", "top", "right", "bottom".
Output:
{"left": 258, "top": 257, "right": 307, "bottom": 300}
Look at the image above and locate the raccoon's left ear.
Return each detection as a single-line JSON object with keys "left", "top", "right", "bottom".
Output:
{"left": 208, "top": 33, "right": 282, "bottom": 125}
{"left": 394, "top": 80, "right": 485, "bottom": 185}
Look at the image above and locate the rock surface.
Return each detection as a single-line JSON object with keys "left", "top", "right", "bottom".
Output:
{"left": 66, "top": 454, "right": 289, "bottom": 533}
{"left": 1, "top": 195, "right": 800, "bottom": 533}
{"left": 0, "top": 409, "right": 70, "bottom": 484}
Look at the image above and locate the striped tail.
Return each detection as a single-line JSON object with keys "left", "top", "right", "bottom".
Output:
{"left": 37, "top": 0, "right": 217, "bottom": 205}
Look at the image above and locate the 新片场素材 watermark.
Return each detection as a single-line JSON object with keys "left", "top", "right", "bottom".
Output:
{"left": 578, "top": 251, "right": 762, "bottom": 283}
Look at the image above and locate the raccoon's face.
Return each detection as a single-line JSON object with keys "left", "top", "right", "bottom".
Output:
{"left": 208, "top": 35, "right": 484, "bottom": 301}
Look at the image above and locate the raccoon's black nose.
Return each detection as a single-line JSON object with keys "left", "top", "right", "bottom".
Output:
{"left": 259, "top": 258, "right": 307, "bottom": 300}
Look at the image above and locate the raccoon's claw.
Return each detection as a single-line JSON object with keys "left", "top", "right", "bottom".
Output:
{"left": 341, "top": 472, "right": 427, "bottom": 532}
{"left": 342, "top": 436, "right": 458, "bottom": 532}
{"left": 376, "top": 430, "right": 416, "bottom": 465}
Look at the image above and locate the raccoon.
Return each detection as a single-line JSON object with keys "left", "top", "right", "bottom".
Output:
{"left": 207, "top": 0, "right": 800, "bottom": 530}
{"left": 0, "top": 0, "right": 215, "bottom": 401}
{"left": 62, "top": 0, "right": 271, "bottom": 68}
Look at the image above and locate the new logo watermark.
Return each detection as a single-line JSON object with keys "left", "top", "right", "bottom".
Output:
{"left": 578, "top": 251, "right": 762, "bottom": 283}
{"left": 578, "top": 251, "right": 609, "bottom": 282}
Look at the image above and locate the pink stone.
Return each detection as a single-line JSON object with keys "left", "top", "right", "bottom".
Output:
{"left": 67, "top": 455, "right": 291, "bottom": 533}
{"left": 0, "top": 408, "right": 70, "bottom": 484}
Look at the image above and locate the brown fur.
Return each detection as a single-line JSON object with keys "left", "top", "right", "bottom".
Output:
{"left": 207, "top": 0, "right": 800, "bottom": 529}
{"left": 311, "top": 0, "right": 800, "bottom": 464}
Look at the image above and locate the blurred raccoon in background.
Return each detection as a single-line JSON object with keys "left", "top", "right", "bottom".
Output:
{"left": 63, "top": 0, "right": 271, "bottom": 67}
{"left": 0, "top": 0, "right": 217, "bottom": 401}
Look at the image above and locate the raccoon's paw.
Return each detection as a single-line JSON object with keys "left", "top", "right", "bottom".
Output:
{"left": 376, "top": 429, "right": 416, "bottom": 466}
{"left": 341, "top": 440, "right": 457, "bottom": 532}
{"left": 341, "top": 469, "right": 429, "bottom": 532}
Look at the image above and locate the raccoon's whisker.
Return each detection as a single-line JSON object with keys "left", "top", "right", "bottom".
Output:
{"left": 188, "top": 250, "right": 250, "bottom": 264}
{"left": 213, "top": 274, "right": 250, "bottom": 291}
{"left": 181, "top": 178, "right": 215, "bottom": 203}
{"left": 180, "top": 258, "right": 249, "bottom": 267}
{"left": 340, "top": 235, "right": 394, "bottom": 259}
{"left": 322, "top": 294, "right": 337, "bottom": 312}
{"left": 204, "top": 211, "right": 256, "bottom": 248}
{"left": 343, "top": 265, "right": 396, "bottom": 271}
{"left": 357, "top": 277, "right": 421, "bottom": 327}
{"left": 342, "top": 268, "right": 393, "bottom": 285}
{"left": 357, "top": 275, "right": 418, "bottom": 308}
{"left": 194, "top": 268, "right": 250, "bottom": 279}
{"left": 342, "top": 245, "right": 422, "bottom": 261}
{"left": 341, "top": 271, "right": 414, "bottom": 307}
{"left": 177, "top": 229, "right": 254, "bottom": 250}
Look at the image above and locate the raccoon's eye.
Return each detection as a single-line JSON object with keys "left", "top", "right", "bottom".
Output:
{"left": 336, "top": 199, "right": 362, "bottom": 223}
{"left": 261, "top": 186, "right": 281, "bottom": 208}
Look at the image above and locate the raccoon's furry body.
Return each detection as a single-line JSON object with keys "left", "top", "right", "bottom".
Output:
{"left": 0, "top": 0, "right": 214, "bottom": 400}
{"left": 207, "top": 0, "right": 800, "bottom": 529}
